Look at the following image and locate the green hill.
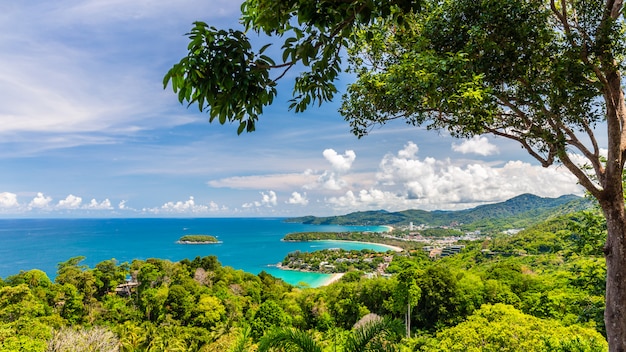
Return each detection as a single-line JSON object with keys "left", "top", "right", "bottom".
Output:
{"left": 285, "top": 194, "right": 591, "bottom": 233}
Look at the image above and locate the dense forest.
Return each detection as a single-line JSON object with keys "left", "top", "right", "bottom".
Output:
{"left": 0, "top": 209, "right": 609, "bottom": 351}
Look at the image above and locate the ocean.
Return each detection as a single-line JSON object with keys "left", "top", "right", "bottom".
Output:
{"left": 0, "top": 218, "right": 390, "bottom": 287}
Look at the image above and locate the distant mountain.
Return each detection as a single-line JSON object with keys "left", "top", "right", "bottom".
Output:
{"left": 285, "top": 194, "right": 592, "bottom": 233}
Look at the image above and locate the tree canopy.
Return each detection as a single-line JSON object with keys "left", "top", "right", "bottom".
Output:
{"left": 164, "top": 0, "right": 626, "bottom": 349}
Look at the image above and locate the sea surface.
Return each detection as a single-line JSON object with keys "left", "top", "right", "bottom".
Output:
{"left": 0, "top": 218, "right": 390, "bottom": 287}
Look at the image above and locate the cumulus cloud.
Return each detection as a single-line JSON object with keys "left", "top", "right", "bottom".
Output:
{"left": 0, "top": 192, "right": 19, "bottom": 208}
{"left": 452, "top": 136, "right": 499, "bottom": 156}
{"left": 325, "top": 141, "right": 583, "bottom": 212}
{"left": 243, "top": 191, "right": 278, "bottom": 208}
{"left": 57, "top": 194, "right": 82, "bottom": 209}
{"left": 327, "top": 189, "right": 397, "bottom": 210}
{"left": 297, "top": 149, "right": 358, "bottom": 192}
{"left": 29, "top": 192, "right": 52, "bottom": 208}
{"left": 287, "top": 192, "right": 309, "bottom": 205}
{"left": 323, "top": 149, "right": 356, "bottom": 172}
{"left": 86, "top": 198, "right": 113, "bottom": 210}
{"left": 314, "top": 171, "right": 348, "bottom": 191}
{"left": 150, "top": 196, "right": 223, "bottom": 214}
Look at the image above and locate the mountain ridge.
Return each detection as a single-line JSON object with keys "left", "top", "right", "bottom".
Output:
{"left": 285, "top": 193, "right": 591, "bottom": 233}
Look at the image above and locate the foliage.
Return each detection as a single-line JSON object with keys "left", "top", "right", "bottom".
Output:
{"left": 47, "top": 327, "right": 119, "bottom": 352}
{"left": 258, "top": 327, "right": 323, "bottom": 352}
{"left": 281, "top": 248, "right": 389, "bottom": 273}
{"left": 423, "top": 303, "right": 607, "bottom": 351}
{"left": 164, "top": 0, "right": 626, "bottom": 345}
{"left": 0, "top": 210, "right": 611, "bottom": 350}
{"left": 286, "top": 194, "right": 586, "bottom": 233}
{"left": 178, "top": 234, "right": 219, "bottom": 243}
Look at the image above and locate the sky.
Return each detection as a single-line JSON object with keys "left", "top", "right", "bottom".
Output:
{"left": 0, "top": 0, "right": 590, "bottom": 218}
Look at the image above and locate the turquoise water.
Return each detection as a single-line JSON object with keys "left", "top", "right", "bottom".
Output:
{"left": 0, "top": 218, "right": 390, "bottom": 287}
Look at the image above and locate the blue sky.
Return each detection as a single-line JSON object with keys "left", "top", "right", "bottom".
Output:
{"left": 0, "top": 0, "right": 587, "bottom": 218}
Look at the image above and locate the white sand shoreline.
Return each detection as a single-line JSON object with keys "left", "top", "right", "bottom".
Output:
{"left": 320, "top": 273, "right": 345, "bottom": 286}
{"left": 317, "top": 239, "right": 403, "bottom": 252}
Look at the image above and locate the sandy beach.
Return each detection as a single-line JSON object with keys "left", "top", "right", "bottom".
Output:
{"left": 320, "top": 239, "right": 403, "bottom": 252}
{"left": 320, "top": 273, "right": 345, "bottom": 286}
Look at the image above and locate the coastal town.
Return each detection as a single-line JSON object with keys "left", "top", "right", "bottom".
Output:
{"left": 278, "top": 221, "right": 488, "bottom": 280}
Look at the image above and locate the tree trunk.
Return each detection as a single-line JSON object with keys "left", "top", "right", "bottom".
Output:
{"left": 406, "top": 302, "right": 411, "bottom": 338}
{"left": 598, "top": 37, "right": 626, "bottom": 350}
{"left": 601, "top": 195, "right": 626, "bottom": 351}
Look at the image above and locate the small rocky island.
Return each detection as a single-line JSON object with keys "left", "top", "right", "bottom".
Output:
{"left": 177, "top": 234, "right": 220, "bottom": 244}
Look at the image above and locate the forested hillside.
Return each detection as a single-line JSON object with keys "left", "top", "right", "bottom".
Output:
{"left": 286, "top": 194, "right": 590, "bottom": 233}
{"left": 0, "top": 208, "right": 608, "bottom": 351}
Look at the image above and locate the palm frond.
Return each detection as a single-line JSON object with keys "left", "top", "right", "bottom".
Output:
{"left": 257, "top": 328, "right": 323, "bottom": 352}
{"left": 230, "top": 325, "right": 251, "bottom": 352}
{"left": 344, "top": 317, "right": 402, "bottom": 352}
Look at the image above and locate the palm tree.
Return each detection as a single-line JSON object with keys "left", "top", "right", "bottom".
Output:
{"left": 257, "top": 328, "right": 323, "bottom": 352}
{"left": 345, "top": 315, "right": 401, "bottom": 352}
{"left": 229, "top": 325, "right": 252, "bottom": 352}
{"left": 257, "top": 315, "right": 401, "bottom": 352}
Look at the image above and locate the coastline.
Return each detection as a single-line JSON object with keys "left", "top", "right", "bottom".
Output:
{"left": 176, "top": 240, "right": 223, "bottom": 245}
{"left": 320, "top": 273, "right": 344, "bottom": 286}
{"left": 282, "top": 238, "right": 403, "bottom": 252}
{"left": 273, "top": 238, "right": 401, "bottom": 287}
{"left": 317, "top": 239, "right": 403, "bottom": 252}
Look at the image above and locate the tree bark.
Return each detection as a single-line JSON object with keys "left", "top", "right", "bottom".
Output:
{"left": 599, "top": 31, "right": 626, "bottom": 349}
{"left": 602, "top": 195, "right": 626, "bottom": 352}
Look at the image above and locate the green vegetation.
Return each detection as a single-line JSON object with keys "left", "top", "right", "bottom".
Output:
{"left": 165, "top": 0, "right": 626, "bottom": 347}
{"left": 284, "top": 231, "right": 420, "bottom": 251}
{"left": 281, "top": 248, "right": 391, "bottom": 274}
{"left": 286, "top": 194, "right": 589, "bottom": 234}
{"left": 0, "top": 209, "right": 611, "bottom": 351}
{"left": 285, "top": 231, "right": 389, "bottom": 243}
{"left": 177, "top": 235, "right": 219, "bottom": 244}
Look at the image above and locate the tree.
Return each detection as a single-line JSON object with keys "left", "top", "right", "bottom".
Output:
{"left": 47, "top": 327, "right": 120, "bottom": 352}
{"left": 257, "top": 328, "right": 323, "bottom": 352}
{"left": 257, "top": 315, "right": 400, "bottom": 352}
{"left": 393, "top": 268, "right": 420, "bottom": 338}
{"left": 165, "top": 0, "right": 626, "bottom": 349}
{"left": 193, "top": 294, "right": 226, "bottom": 328}
{"left": 250, "top": 300, "right": 291, "bottom": 338}
{"left": 426, "top": 303, "right": 607, "bottom": 351}
{"left": 93, "top": 259, "right": 129, "bottom": 298}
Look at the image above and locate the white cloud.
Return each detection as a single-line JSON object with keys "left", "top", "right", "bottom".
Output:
{"left": 57, "top": 194, "right": 82, "bottom": 209}
{"left": 145, "top": 196, "right": 224, "bottom": 214}
{"left": 301, "top": 149, "right": 359, "bottom": 191}
{"left": 325, "top": 141, "right": 583, "bottom": 212}
{"left": 452, "top": 136, "right": 499, "bottom": 156}
{"left": 243, "top": 191, "right": 278, "bottom": 208}
{"left": 208, "top": 173, "right": 318, "bottom": 191}
{"left": 118, "top": 200, "right": 127, "bottom": 210}
{"left": 29, "top": 192, "right": 52, "bottom": 209}
{"left": 327, "top": 189, "right": 405, "bottom": 211}
{"left": 287, "top": 192, "right": 309, "bottom": 205}
{"left": 0, "top": 192, "right": 19, "bottom": 208}
{"left": 314, "top": 171, "right": 347, "bottom": 191}
{"left": 162, "top": 197, "right": 204, "bottom": 212}
{"left": 398, "top": 141, "right": 419, "bottom": 159}
{"left": 259, "top": 191, "right": 278, "bottom": 207}
{"left": 323, "top": 149, "right": 356, "bottom": 172}
{"left": 86, "top": 198, "right": 113, "bottom": 210}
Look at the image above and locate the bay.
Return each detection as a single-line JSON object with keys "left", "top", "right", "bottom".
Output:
{"left": 0, "top": 218, "right": 390, "bottom": 287}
